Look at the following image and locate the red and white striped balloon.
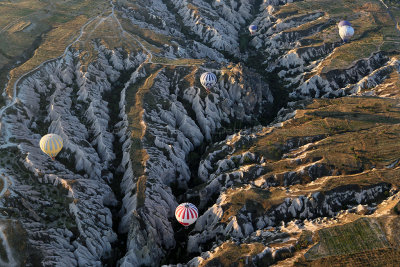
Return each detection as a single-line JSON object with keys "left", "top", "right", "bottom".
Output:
{"left": 175, "top": 203, "right": 198, "bottom": 226}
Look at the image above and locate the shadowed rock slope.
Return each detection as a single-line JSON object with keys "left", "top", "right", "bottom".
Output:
{"left": 0, "top": 0, "right": 399, "bottom": 266}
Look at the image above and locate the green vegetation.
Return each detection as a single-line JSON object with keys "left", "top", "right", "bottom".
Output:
{"left": 0, "top": 0, "right": 110, "bottom": 97}
{"left": 296, "top": 218, "right": 400, "bottom": 266}
{"left": 199, "top": 241, "right": 265, "bottom": 267}
{"left": 237, "top": 97, "right": 400, "bottom": 174}
{"left": 0, "top": 219, "right": 30, "bottom": 266}
{"left": 239, "top": 34, "right": 250, "bottom": 53}
{"left": 124, "top": 65, "right": 163, "bottom": 208}
{"left": 221, "top": 187, "right": 274, "bottom": 223}
{"left": 0, "top": 146, "right": 76, "bottom": 233}
{"left": 295, "top": 230, "right": 314, "bottom": 251}
{"left": 305, "top": 218, "right": 389, "bottom": 260}
{"left": 151, "top": 57, "right": 205, "bottom": 65}
{"left": 215, "top": 97, "right": 400, "bottom": 223}
{"left": 273, "top": 0, "right": 400, "bottom": 73}
{"left": 394, "top": 201, "right": 400, "bottom": 215}
{"left": 0, "top": 0, "right": 399, "bottom": 265}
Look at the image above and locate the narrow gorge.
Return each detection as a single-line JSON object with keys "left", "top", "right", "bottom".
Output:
{"left": 0, "top": 0, "right": 399, "bottom": 266}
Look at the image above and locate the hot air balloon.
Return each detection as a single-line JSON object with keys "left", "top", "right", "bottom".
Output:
{"left": 249, "top": 25, "right": 258, "bottom": 35}
{"left": 200, "top": 72, "right": 217, "bottom": 93}
{"left": 339, "top": 25, "right": 354, "bottom": 42}
{"left": 338, "top": 20, "right": 351, "bottom": 28}
{"left": 175, "top": 203, "right": 198, "bottom": 227}
{"left": 40, "top": 134, "right": 63, "bottom": 160}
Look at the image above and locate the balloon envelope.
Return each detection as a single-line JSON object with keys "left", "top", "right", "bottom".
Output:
{"left": 40, "top": 134, "right": 63, "bottom": 160}
{"left": 175, "top": 203, "right": 198, "bottom": 226}
{"left": 338, "top": 20, "right": 351, "bottom": 28}
{"left": 200, "top": 72, "right": 217, "bottom": 90}
{"left": 249, "top": 25, "right": 258, "bottom": 34}
{"left": 339, "top": 25, "right": 354, "bottom": 41}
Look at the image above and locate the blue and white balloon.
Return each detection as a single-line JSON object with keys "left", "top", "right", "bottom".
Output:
{"left": 339, "top": 25, "right": 354, "bottom": 42}
{"left": 338, "top": 20, "right": 351, "bottom": 28}
{"left": 200, "top": 72, "right": 217, "bottom": 92}
{"left": 249, "top": 25, "right": 258, "bottom": 35}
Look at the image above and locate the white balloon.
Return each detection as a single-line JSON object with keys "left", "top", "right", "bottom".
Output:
{"left": 339, "top": 25, "right": 354, "bottom": 42}
{"left": 249, "top": 25, "right": 258, "bottom": 35}
{"left": 200, "top": 72, "right": 217, "bottom": 91}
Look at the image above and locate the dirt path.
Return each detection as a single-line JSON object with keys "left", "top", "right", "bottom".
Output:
{"left": 0, "top": 171, "right": 9, "bottom": 198}
{"left": 0, "top": 225, "right": 17, "bottom": 267}
{"left": 379, "top": 0, "right": 400, "bottom": 36}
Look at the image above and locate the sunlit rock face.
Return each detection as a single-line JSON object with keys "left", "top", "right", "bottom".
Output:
{"left": 0, "top": 43, "right": 146, "bottom": 265}
{"left": 1, "top": 0, "right": 400, "bottom": 266}
{"left": 118, "top": 63, "right": 273, "bottom": 265}
{"left": 170, "top": 0, "right": 253, "bottom": 54}
{"left": 1, "top": 39, "right": 273, "bottom": 267}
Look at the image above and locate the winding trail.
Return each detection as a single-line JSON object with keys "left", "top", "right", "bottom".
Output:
{"left": 0, "top": 0, "right": 217, "bottom": 129}
{"left": 0, "top": 225, "right": 17, "bottom": 267}
{"left": 0, "top": 2, "right": 218, "bottom": 265}
{"left": 110, "top": 0, "right": 153, "bottom": 63}
{"left": 379, "top": 0, "right": 400, "bottom": 35}
{"left": 0, "top": 9, "right": 104, "bottom": 140}
{"left": 109, "top": 0, "right": 220, "bottom": 71}
{"left": 0, "top": 171, "right": 9, "bottom": 199}
{"left": 0, "top": 170, "right": 16, "bottom": 266}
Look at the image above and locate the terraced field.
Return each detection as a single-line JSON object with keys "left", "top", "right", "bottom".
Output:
{"left": 298, "top": 218, "right": 400, "bottom": 266}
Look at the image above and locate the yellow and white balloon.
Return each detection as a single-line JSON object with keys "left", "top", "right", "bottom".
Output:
{"left": 40, "top": 134, "right": 63, "bottom": 160}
